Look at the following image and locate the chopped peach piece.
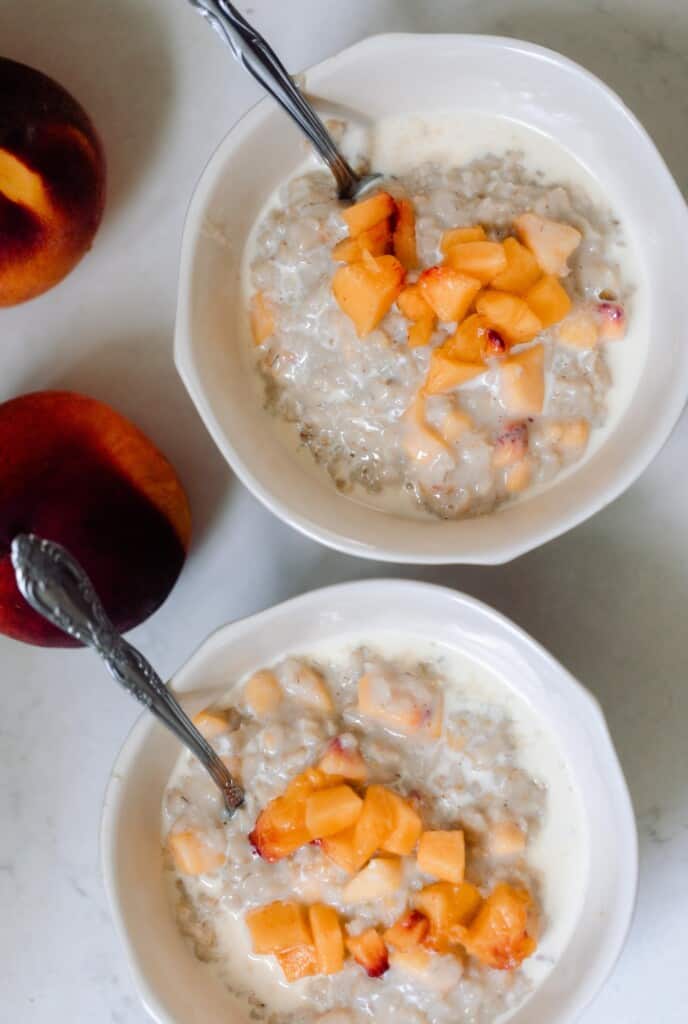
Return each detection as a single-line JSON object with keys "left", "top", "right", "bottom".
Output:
{"left": 414, "top": 882, "right": 483, "bottom": 950}
{"left": 424, "top": 348, "right": 485, "bottom": 395}
{"left": 384, "top": 909, "right": 430, "bottom": 950}
{"left": 308, "top": 904, "right": 344, "bottom": 974}
{"left": 246, "top": 901, "right": 311, "bottom": 954}
{"left": 444, "top": 313, "right": 507, "bottom": 363}
{"left": 444, "top": 241, "right": 507, "bottom": 284}
{"left": 407, "top": 316, "right": 436, "bottom": 348}
{"left": 276, "top": 944, "right": 319, "bottom": 982}
{"left": 389, "top": 947, "right": 432, "bottom": 974}
{"left": 332, "top": 219, "right": 392, "bottom": 262}
{"left": 346, "top": 928, "right": 390, "bottom": 977}
{"left": 475, "top": 291, "right": 542, "bottom": 345}
{"left": 514, "top": 212, "right": 582, "bottom": 276}
{"left": 250, "top": 291, "right": 275, "bottom": 345}
{"left": 595, "top": 301, "right": 626, "bottom": 340}
{"left": 192, "top": 707, "right": 231, "bottom": 739}
{"left": 440, "top": 225, "right": 486, "bottom": 254}
{"left": 306, "top": 785, "right": 364, "bottom": 840}
{"left": 343, "top": 856, "right": 403, "bottom": 903}
{"left": 342, "top": 191, "right": 396, "bottom": 236}
{"left": 398, "top": 284, "right": 433, "bottom": 321}
{"left": 358, "top": 671, "right": 444, "bottom": 737}
{"left": 455, "top": 883, "right": 536, "bottom": 969}
{"left": 168, "top": 830, "right": 225, "bottom": 876}
{"left": 393, "top": 198, "right": 418, "bottom": 269}
{"left": 440, "top": 408, "right": 473, "bottom": 444}
{"left": 244, "top": 669, "right": 282, "bottom": 716}
{"left": 381, "top": 793, "right": 423, "bottom": 856}
{"left": 250, "top": 769, "right": 330, "bottom": 861}
{"left": 318, "top": 737, "right": 368, "bottom": 781}
{"left": 350, "top": 784, "right": 397, "bottom": 867}
{"left": 402, "top": 395, "right": 451, "bottom": 465}
{"left": 417, "top": 830, "right": 465, "bottom": 884}
{"left": 561, "top": 418, "right": 590, "bottom": 450}
{"left": 493, "top": 422, "right": 529, "bottom": 468}
{"left": 488, "top": 821, "right": 526, "bottom": 858}
{"left": 524, "top": 274, "right": 571, "bottom": 327}
{"left": 558, "top": 309, "right": 599, "bottom": 349}
{"left": 490, "top": 237, "right": 541, "bottom": 293}
{"left": 499, "top": 345, "right": 545, "bottom": 416}
{"left": 504, "top": 459, "right": 532, "bottom": 494}
{"left": 319, "top": 825, "right": 361, "bottom": 874}
{"left": 418, "top": 266, "right": 482, "bottom": 322}
{"left": 283, "top": 663, "right": 334, "bottom": 712}
{"left": 332, "top": 254, "right": 405, "bottom": 337}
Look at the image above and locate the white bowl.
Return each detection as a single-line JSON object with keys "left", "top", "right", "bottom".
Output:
{"left": 101, "top": 579, "right": 637, "bottom": 1024}
{"left": 175, "top": 32, "right": 688, "bottom": 564}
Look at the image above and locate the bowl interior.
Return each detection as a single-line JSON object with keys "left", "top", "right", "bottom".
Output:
{"left": 175, "top": 33, "right": 688, "bottom": 563}
{"left": 101, "top": 580, "right": 637, "bottom": 1024}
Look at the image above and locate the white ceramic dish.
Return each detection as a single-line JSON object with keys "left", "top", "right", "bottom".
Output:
{"left": 101, "top": 579, "right": 637, "bottom": 1024}
{"left": 174, "top": 32, "right": 688, "bottom": 564}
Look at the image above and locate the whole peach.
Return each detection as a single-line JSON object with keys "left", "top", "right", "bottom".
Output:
{"left": 0, "top": 58, "right": 106, "bottom": 306}
{"left": 0, "top": 391, "right": 191, "bottom": 646}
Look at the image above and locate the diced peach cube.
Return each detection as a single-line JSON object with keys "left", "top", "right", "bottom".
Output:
{"left": 319, "top": 825, "right": 361, "bottom": 874}
{"left": 499, "top": 344, "right": 545, "bottom": 416}
{"left": 488, "top": 821, "right": 526, "bottom": 858}
{"left": 492, "top": 421, "right": 529, "bottom": 468}
{"left": 475, "top": 291, "right": 542, "bottom": 345}
{"left": 346, "top": 928, "right": 390, "bottom": 977}
{"left": 351, "top": 784, "right": 398, "bottom": 867}
{"left": 343, "top": 856, "right": 403, "bottom": 903}
{"left": 384, "top": 909, "right": 430, "bottom": 950}
{"left": 514, "top": 212, "right": 582, "bottom": 276}
{"left": 392, "top": 198, "right": 418, "bottom": 269}
{"left": 382, "top": 793, "right": 423, "bottom": 856}
{"left": 358, "top": 671, "right": 444, "bottom": 738}
{"left": 504, "top": 458, "right": 532, "bottom": 494}
{"left": 318, "top": 736, "right": 368, "bottom": 781}
{"left": 440, "top": 408, "right": 473, "bottom": 444}
{"left": 168, "top": 830, "right": 225, "bottom": 876}
{"left": 444, "top": 241, "right": 507, "bottom": 284}
{"left": 445, "top": 313, "right": 488, "bottom": 363}
{"left": 560, "top": 418, "right": 590, "bottom": 451}
{"left": 250, "top": 769, "right": 330, "bottom": 861}
{"left": 417, "top": 830, "right": 465, "bottom": 884}
{"left": 490, "top": 237, "right": 541, "bottom": 294}
{"left": 418, "top": 266, "right": 482, "bottom": 322}
{"left": 283, "top": 663, "right": 334, "bottom": 712}
{"left": 192, "top": 707, "right": 231, "bottom": 740}
{"left": 332, "top": 219, "right": 392, "bottom": 262}
{"left": 558, "top": 308, "right": 599, "bottom": 349}
{"left": 308, "top": 904, "right": 344, "bottom": 974}
{"left": 246, "top": 901, "right": 312, "bottom": 954}
{"left": 276, "top": 944, "right": 320, "bottom": 982}
{"left": 407, "top": 315, "right": 435, "bottom": 348}
{"left": 424, "top": 348, "right": 485, "bottom": 395}
{"left": 306, "top": 785, "right": 364, "bottom": 840}
{"left": 244, "top": 669, "right": 282, "bottom": 716}
{"left": 332, "top": 254, "right": 406, "bottom": 337}
{"left": 402, "top": 394, "right": 452, "bottom": 465}
{"left": 595, "top": 301, "right": 626, "bottom": 340}
{"left": 524, "top": 274, "right": 571, "bottom": 327}
{"left": 398, "top": 283, "right": 433, "bottom": 321}
{"left": 455, "top": 883, "right": 536, "bottom": 970}
{"left": 342, "top": 191, "right": 396, "bottom": 236}
{"left": 440, "top": 225, "right": 486, "bottom": 254}
{"left": 250, "top": 291, "right": 275, "bottom": 345}
{"left": 413, "top": 881, "right": 483, "bottom": 951}
{"left": 389, "top": 947, "right": 432, "bottom": 975}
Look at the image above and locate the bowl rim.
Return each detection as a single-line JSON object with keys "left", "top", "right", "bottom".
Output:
{"left": 174, "top": 31, "right": 688, "bottom": 565}
{"left": 100, "top": 576, "right": 638, "bottom": 1024}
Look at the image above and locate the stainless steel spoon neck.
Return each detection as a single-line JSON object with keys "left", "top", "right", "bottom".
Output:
{"left": 10, "top": 534, "right": 244, "bottom": 817}
{"left": 187, "top": 0, "right": 365, "bottom": 200}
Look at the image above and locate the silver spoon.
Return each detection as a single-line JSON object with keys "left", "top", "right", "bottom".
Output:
{"left": 10, "top": 533, "right": 244, "bottom": 818}
{"left": 188, "top": 0, "right": 382, "bottom": 201}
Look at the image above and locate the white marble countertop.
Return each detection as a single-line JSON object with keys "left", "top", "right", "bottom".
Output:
{"left": 1, "top": 0, "right": 687, "bottom": 1020}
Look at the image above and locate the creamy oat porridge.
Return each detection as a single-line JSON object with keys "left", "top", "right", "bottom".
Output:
{"left": 162, "top": 636, "right": 585, "bottom": 1024}
{"left": 244, "top": 114, "right": 638, "bottom": 519}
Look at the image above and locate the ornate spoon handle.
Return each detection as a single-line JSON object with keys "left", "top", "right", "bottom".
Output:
{"left": 187, "top": 0, "right": 373, "bottom": 199}
{"left": 11, "top": 534, "right": 244, "bottom": 817}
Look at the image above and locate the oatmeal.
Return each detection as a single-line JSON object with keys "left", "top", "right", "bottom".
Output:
{"left": 162, "top": 639, "right": 584, "bottom": 1024}
{"left": 245, "top": 118, "right": 633, "bottom": 520}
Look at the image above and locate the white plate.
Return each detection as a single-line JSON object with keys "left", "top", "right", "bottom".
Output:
{"left": 101, "top": 578, "right": 637, "bottom": 1024}
{"left": 174, "top": 32, "right": 688, "bottom": 564}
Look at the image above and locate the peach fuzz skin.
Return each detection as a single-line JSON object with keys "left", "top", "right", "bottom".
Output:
{"left": 0, "top": 58, "right": 106, "bottom": 306}
{"left": 0, "top": 391, "right": 191, "bottom": 646}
